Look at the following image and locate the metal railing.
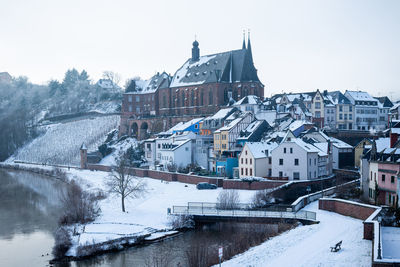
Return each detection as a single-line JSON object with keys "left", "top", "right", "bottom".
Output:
{"left": 172, "top": 203, "right": 316, "bottom": 221}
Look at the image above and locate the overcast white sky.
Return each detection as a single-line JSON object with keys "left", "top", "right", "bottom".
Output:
{"left": 1, "top": 0, "right": 399, "bottom": 99}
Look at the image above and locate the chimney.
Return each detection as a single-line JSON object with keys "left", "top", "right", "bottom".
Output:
{"left": 390, "top": 132, "right": 398, "bottom": 148}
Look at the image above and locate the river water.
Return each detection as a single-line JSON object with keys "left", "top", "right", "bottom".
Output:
{"left": 0, "top": 169, "right": 285, "bottom": 267}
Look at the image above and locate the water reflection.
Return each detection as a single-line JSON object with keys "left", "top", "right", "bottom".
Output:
{"left": 0, "top": 169, "right": 64, "bottom": 267}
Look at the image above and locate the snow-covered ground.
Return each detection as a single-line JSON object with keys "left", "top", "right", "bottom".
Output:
{"left": 382, "top": 226, "right": 400, "bottom": 260}
{"left": 217, "top": 201, "right": 372, "bottom": 267}
{"left": 66, "top": 168, "right": 255, "bottom": 256}
{"left": 7, "top": 115, "right": 119, "bottom": 166}
{"left": 99, "top": 137, "right": 138, "bottom": 166}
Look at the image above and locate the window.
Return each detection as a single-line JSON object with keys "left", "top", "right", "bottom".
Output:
{"left": 241, "top": 158, "right": 243, "bottom": 164}
{"left": 382, "top": 174, "right": 386, "bottom": 182}
{"left": 315, "top": 111, "right": 321, "bottom": 118}
{"left": 128, "top": 105, "right": 132, "bottom": 112}
{"left": 191, "top": 90, "right": 195, "bottom": 106}
{"left": 279, "top": 159, "right": 283, "bottom": 165}
{"left": 349, "top": 114, "right": 352, "bottom": 120}
{"left": 389, "top": 194, "right": 392, "bottom": 204}
{"left": 209, "top": 90, "right": 213, "bottom": 105}
{"left": 146, "top": 144, "right": 151, "bottom": 149}
{"left": 128, "top": 95, "right": 132, "bottom": 102}
{"left": 241, "top": 168, "right": 243, "bottom": 175}
{"left": 222, "top": 134, "right": 226, "bottom": 140}
{"left": 245, "top": 168, "right": 248, "bottom": 176}
{"left": 245, "top": 158, "right": 248, "bottom": 164}
{"left": 136, "top": 107, "right": 140, "bottom": 113}
{"left": 391, "top": 176, "right": 395, "bottom": 183}
{"left": 279, "top": 171, "right": 283, "bottom": 177}
{"left": 315, "top": 102, "right": 321, "bottom": 109}
{"left": 181, "top": 91, "right": 185, "bottom": 106}
{"left": 136, "top": 96, "right": 140, "bottom": 102}
{"left": 250, "top": 169, "right": 253, "bottom": 176}
{"left": 309, "top": 158, "right": 311, "bottom": 165}
{"left": 290, "top": 148, "right": 293, "bottom": 154}
{"left": 295, "top": 159, "right": 299, "bottom": 166}
{"left": 349, "top": 106, "right": 352, "bottom": 112}
{"left": 314, "top": 158, "right": 316, "bottom": 165}
{"left": 200, "top": 91, "right": 204, "bottom": 106}
{"left": 344, "top": 114, "right": 347, "bottom": 120}
{"left": 314, "top": 171, "right": 316, "bottom": 178}
{"left": 250, "top": 159, "right": 252, "bottom": 164}
{"left": 222, "top": 144, "right": 226, "bottom": 149}
{"left": 245, "top": 151, "right": 247, "bottom": 155}
{"left": 284, "top": 148, "right": 287, "bottom": 153}
{"left": 339, "top": 105, "right": 343, "bottom": 112}
{"left": 293, "top": 172, "right": 300, "bottom": 180}
{"left": 339, "top": 114, "right": 343, "bottom": 120}
{"left": 268, "top": 158, "right": 271, "bottom": 164}
{"left": 163, "top": 95, "right": 167, "bottom": 108}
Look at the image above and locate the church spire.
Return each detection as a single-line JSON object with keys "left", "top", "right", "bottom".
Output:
{"left": 242, "top": 30, "right": 246, "bottom": 49}
{"left": 247, "top": 30, "right": 253, "bottom": 63}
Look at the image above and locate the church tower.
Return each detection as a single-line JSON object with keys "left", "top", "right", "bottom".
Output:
{"left": 191, "top": 40, "right": 200, "bottom": 61}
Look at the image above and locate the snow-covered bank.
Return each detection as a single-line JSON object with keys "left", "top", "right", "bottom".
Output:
{"left": 59, "top": 168, "right": 256, "bottom": 257}
{"left": 7, "top": 115, "right": 119, "bottom": 166}
{"left": 217, "top": 201, "right": 371, "bottom": 267}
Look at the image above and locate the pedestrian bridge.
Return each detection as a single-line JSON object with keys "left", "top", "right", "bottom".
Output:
{"left": 171, "top": 202, "right": 318, "bottom": 224}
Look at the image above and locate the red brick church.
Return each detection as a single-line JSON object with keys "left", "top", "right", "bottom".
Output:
{"left": 120, "top": 35, "right": 264, "bottom": 139}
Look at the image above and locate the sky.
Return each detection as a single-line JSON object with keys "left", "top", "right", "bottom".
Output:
{"left": 1, "top": 0, "right": 399, "bottom": 99}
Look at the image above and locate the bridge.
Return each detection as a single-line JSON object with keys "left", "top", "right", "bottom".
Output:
{"left": 171, "top": 202, "right": 318, "bottom": 225}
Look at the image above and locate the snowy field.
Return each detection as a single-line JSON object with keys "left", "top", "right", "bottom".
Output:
{"left": 8, "top": 115, "right": 119, "bottom": 166}
{"left": 65, "top": 168, "right": 255, "bottom": 255}
{"left": 218, "top": 201, "right": 372, "bottom": 267}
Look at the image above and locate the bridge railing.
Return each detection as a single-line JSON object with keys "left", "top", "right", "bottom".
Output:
{"left": 187, "top": 202, "right": 292, "bottom": 212}
{"left": 172, "top": 205, "right": 316, "bottom": 221}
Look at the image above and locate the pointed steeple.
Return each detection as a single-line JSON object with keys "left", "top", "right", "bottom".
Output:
{"left": 242, "top": 30, "right": 246, "bottom": 49}
{"left": 247, "top": 30, "right": 253, "bottom": 63}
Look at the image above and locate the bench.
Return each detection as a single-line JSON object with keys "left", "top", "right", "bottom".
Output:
{"left": 330, "top": 240, "right": 342, "bottom": 252}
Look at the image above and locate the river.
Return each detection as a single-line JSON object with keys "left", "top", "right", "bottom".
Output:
{"left": 0, "top": 169, "right": 288, "bottom": 267}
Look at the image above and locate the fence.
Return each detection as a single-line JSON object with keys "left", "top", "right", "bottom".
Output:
{"left": 172, "top": 202, "right": 316, "bottom": 221}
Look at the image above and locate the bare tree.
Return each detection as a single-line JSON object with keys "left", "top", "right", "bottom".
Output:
{"left": 102, "top": 71, "right": 121, "bottom": 88}
{"left": 216, "top": 190, "right": 240, "bottom": 210}
{"left": 106, "top": 156, "right": 146, "bottom": 212}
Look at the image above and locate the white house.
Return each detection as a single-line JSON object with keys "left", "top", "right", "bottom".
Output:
{"left": 345, "top": 90, "right": 379, "bottom": 131}
{"left": 238, "top": 141, "right": 278, "bottom": 178}
{"left": 271, "top": 132, "right": 323, "bottom": 180}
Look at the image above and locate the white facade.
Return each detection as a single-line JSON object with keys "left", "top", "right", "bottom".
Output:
{"left": 238, "top": 142, "right": 277, "bottom": 178}
{"left": 345, "top": 91, "right": 379, "bottom": 131}
{"left": 271, "top": 137, "right": 320, "bottom": 180}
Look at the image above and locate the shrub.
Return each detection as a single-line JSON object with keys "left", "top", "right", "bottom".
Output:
{"left": 251, "top": 190, "right": 274, "bottom": 208}
{"left": 216, "top": 190, "right": 240, "bottom": 210}
{"left": 167, "top": 214, "right": 194, "bottom": 230}
{"left": 59, "top": 180, "right": 100, "bottom": 225}
{"left": 52, "top": 227, "right": 72, "bottom": 259}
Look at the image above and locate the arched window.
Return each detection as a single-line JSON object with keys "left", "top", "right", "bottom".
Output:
{"left": 191, "top": 90, "right": 195, "bottom": 106}
{"left": 200, "top": 91, "right": 204, "bottom": 106}
{"left": 163, "top": 95, "right": 167, "bottom": 108}
{"left": 224, "top": 88, "right": 228, "bottom": 103}
{"left": 209, "top": 89, "right": 213, "bottom": 105}
{"left": 176, "top": 92, "right": 179, "bottom": 108}
{"left": 181, "top": 91, "right": 185, "bottom": 107}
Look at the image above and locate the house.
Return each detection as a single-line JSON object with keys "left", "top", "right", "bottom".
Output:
{"left": 166, "top": 118, "right": 203, "bottom": 134}
{"left": 232, "top": 95, "right": 263, "bottom": 114}
{"left": 327, "top": 91, "right": 354, "bottom": 130}
{"left": 200, "top": 107, "right": 238, "bottom": 136}
{"left": 213, "top": 112, "right": 253, "bottom": 155}
{"left": 238, "top": 141, "right": 278, "bottom": 178}
{"left": 236, "top": 119, "right": 271, "bottom": 146}
{"left": 0, "top": 72, "right": 12, "bottom": 83}
{"left": 345, "top": 90, "right": 379, "bottom": 131}
{"left": 375, "top": 96, "right": 393, "bottom": 129}
{"left": 271, "top": 132, "right": 325, "bottom": 180}
{"left": 155, "top": 131, "right": 197, "bottom": 170}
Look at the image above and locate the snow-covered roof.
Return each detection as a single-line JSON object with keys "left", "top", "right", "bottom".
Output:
{"left": 345, "top": 91, "right": 377, "bottom": 102}
{"left": 207, "top": 107, "right": 235, "bottom": 120}
{"left": 234, "top": 95, "right": 262, "bottom": 106}
{"left": 126, "top": 72, "right": 171, "bottom": 94}
{"left": 216, "top": 117, "right": 243, "bottom": 132}
{"left": 289, "top": 120, "right": 313, "bottom": 132}
{"left": 390, "top": 102, "right": 400, "bottom": 111}
{"left": 330, "top": 137, "right": 353, "bottom": 149}
{"left": 375, "top": 137, "right": 390, "bottom": 152}
{"left": 286, "top": 138, "right": 323, "bottom": 154}
{"left": 167, "top": 118, "right": 203, "bottom": 133}
{"left": 391, "top": 128, "right": 400, "bottom": 134}
{"left": 245, "top": 142, "right": 278, "bottom": 159}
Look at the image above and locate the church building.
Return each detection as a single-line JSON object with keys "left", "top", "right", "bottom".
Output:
{"left": 120, "top": 34, "right": 264, "bottom": 139}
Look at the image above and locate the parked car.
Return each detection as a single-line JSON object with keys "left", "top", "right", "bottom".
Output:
{"left": 196, "top": 182, "right": 217, "bottom": 190}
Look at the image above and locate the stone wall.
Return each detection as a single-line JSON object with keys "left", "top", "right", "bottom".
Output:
{"left": 222, "top": 180, "right": 287, "bottom": 190}
{"left": 318, "top": 198, "right": 377, "bottom": 220}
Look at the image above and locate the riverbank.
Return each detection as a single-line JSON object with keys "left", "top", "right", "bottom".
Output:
{"left": 0, "top": 162, "right": 256, "bottom": 262}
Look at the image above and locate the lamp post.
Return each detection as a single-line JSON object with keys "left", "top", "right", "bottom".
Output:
{"left": 377, "top": 216, "right": 382, "bottom": 260}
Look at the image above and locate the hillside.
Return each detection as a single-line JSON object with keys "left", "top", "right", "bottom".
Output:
{"left": 7, "top": 115, "right": 119, "bottom": 166}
